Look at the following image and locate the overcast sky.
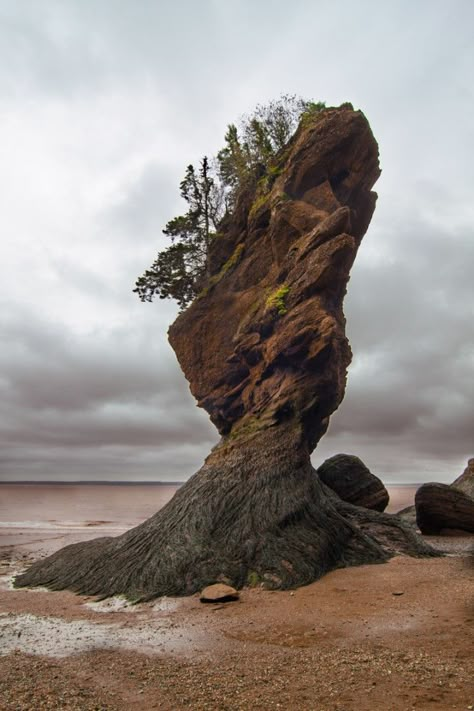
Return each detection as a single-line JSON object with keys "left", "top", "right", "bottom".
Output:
{"left": 1, "top": 0, "right": 473, "bottom": 484}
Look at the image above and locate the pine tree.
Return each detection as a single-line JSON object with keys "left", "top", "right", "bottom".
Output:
{"left": 133, "top": 157, "right": 223, "bottom": 310}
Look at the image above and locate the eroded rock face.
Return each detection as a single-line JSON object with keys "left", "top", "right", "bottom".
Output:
{"left": 169, "top": 106, "right": 381, "bottom": 451}
{"left": 316, "top": 454, "right": 389, "bottom": 512}
{"left": 415, "top": 483, "right": 474, "bottom": 535}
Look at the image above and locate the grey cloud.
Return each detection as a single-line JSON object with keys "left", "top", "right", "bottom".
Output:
{"left": 1, "top": 319, "right": 166, "bottom": 410}
{"left": 0, "top": 440, "right": 211, "bottom": 482}
{"left": 0, "top": 306, "right": 217, "bottom": 480}
{"left": 0, "top": 0, "right": 299, "bottom": 101}
{"left": 43, "top": 256, "right": 112, "bottom": 302}
{"left": 2, "top": 404, "right": 214, "bottom": 448}
{"left": 103, "top": 162, "right": 182, "bottom": 244}
{"left": 0, "top": 2, "right": 106, "bottom": 96}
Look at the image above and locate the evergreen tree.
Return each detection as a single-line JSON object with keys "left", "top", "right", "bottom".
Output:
{"left": 133, "top": 157, "right": 223, "bottom": 310}
{"left": 217, "top": 94, "right": 325, "bottom": 207}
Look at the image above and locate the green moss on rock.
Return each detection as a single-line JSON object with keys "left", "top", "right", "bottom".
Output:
{"left": 249, "top": 192, "right": 270, "bottom": 219}
{"left": 197, "top": 243, "right": 245, "bottom": 299}
{"left": 265, "top": 284, "right": 290, "bottom": 316}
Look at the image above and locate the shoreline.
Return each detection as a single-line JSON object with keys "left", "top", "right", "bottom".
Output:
{"left": 1, "top": 480, "right": 473, "bottom": 709}
{"left": 1, "top": 523, "right": 473, "bottom": 709}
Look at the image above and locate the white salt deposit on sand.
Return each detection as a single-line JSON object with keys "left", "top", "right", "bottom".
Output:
{"left": 84, "top": 596, "right": 138, "bottom": 613}
{"left": 85, "top": 595, "right": 182, "bottom": 614}
{"left": 0, "top": 575, "right": 18, "bottom": 591}
{"left": 0, "top": 610, "right": 205, "bottom": 658}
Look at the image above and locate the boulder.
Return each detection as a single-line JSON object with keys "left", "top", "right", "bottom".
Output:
{"left": 415, "top": 483, "right": 474, "bottom": 535}
{"left": 397, "top": 459, "right": 474, "bottom": 534}
{"left": 200, "top": 584, "right": 240, "bottom": 603}
{"left": 316, "top": 454, "right": 389, "bottom": 511}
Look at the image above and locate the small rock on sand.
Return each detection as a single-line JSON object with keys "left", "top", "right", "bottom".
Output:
{"left": 200, "top": 584, "right": 240, "bottom": 603}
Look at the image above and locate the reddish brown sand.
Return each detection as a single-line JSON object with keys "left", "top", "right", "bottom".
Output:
{"left": 1, "top": 525, "right": 473, "bottom": 711}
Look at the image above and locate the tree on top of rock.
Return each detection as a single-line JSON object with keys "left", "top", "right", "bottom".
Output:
{"left": 134, "top": 95, "right": 326, "bottom": 309}
{"left": 133, "top": 157, "right": 223, "bottom": 310}
{"left": 218, "top": 95, "right": 325, "bottom": 207}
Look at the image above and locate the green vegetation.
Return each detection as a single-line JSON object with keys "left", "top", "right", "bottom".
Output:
{"left": 221, "top": 243, "right": 245, "bottom": 274}
{"left": 300, "top": 100, "right": 327, "bottom": 127}
{"left": 225, "top": 413, "right": 265, "bottom": 442}
{"left": 247, "top": 571, "right": 261, "bottom": 587}
{"left": 248, "top": 192, "right": 270, "bottom": 220}
{"left": 197, "top": 243, "right": 245, "bottom": 299}
{"left": 217, "top": 95, "right": 325, "bottom": 210}
{"left": 266, "top": 284, "right": 290, "bottom": 316}
{"left": 133, "top": 157, "right": 222, "bottom": 310}
{"left": 134, "top": 95, "right": 325, "bottom": 309}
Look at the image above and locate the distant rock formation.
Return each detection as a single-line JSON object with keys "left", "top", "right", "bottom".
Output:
{"left": 415, "top": 482, "right": 474, "bottom": 535}
{"left": 316, "top": 454, "right": 389, "bottom": 511}
{"left": 452, "top": 458, "right": 474, "bottom": 499}
{"left": 16, "top": 105, "right": 437, "bottom": 601}
{"left": 411, "top": 458, "right": 474, "bottom": 535}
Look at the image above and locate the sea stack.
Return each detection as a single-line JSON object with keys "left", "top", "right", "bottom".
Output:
{"left": 16, "top": 105, "right": 436, "bottom": 600}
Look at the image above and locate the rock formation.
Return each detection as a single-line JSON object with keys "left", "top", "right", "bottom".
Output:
{"left": 15, "top": 105, "right": 436, "bottom": 600}
{"left": 415, "top": 482, "right": 474, "bottom": 535}
{"left": 316, "top": 454, "right": 389, "bottom": 511}
{"left": 397, "top": 504, "right": 418, "bottom": 527}
{"left": 412, "top": 458, "right": 474, "bottom": 535}
{"left": 168, "top": 105, "right": 381, "bottom": 449}
{"left": 398, "top": 459, "right": 474, "bottom": 533}
{"left": 452, "top": 458, "right": 474, "bottom": 499}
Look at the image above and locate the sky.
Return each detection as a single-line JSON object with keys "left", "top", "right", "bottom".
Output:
{"left": 1, "top": 0, "right": 473, "bottom": 484}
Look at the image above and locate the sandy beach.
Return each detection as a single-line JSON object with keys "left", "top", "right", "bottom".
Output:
{"left": 1, "top": 486, "right": 473, "bottom": 710}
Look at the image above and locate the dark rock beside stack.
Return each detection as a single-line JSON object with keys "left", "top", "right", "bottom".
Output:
{"left": 316, "top": 454, "right": 389, "bottom": 512}
{"left": 415, "top": 482, "right": 474, "bottom": 535}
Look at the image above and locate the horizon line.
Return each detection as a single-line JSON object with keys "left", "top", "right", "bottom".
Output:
{"left": 0, "top": 480, "right": 187, "bottom": 486}
{"left": 0, "top": 479, "right": 423, "bottom": 486}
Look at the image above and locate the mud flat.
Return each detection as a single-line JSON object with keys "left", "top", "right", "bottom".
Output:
{"left": 0, "top": 524, "right": 473, "bottom": 711}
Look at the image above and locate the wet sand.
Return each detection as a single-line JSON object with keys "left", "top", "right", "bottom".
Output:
{"left": 1, "top": 485, "right": 473, "bottom": 710}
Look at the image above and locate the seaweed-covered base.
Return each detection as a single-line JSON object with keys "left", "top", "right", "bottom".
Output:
{"left": 15, "top": 428, "right": 437, "bottom": 601}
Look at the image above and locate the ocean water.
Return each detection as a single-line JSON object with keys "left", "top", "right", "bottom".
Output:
{"left": 0, "top": 483, "right": 180, "bottom": 529}
{"left": 0, "top": 482, "right": 416, "bottom": 526}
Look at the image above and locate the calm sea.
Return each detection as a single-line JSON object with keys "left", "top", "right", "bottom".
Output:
{"left": 0, "top": 484, "right": 180, "bottom": 529}
{"left": 0, "top": 482, "right": 416, "bottom": 526}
